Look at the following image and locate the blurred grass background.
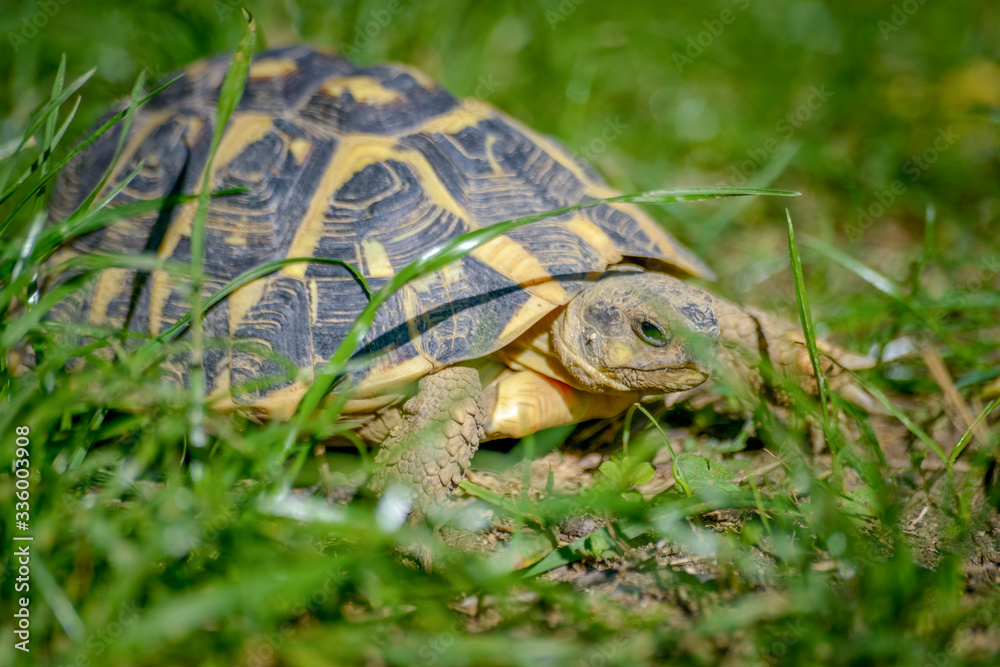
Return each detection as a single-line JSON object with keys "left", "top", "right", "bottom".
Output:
{"left": 1, "top": 0, "right": 999, "bottom": 665}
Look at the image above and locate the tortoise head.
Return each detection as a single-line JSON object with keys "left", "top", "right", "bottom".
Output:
{"left": 551, "top": 271, "right": 720, "bottom": 394}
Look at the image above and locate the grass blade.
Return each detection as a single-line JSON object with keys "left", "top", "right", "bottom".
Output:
{"left": 786, "top": 210, "right": 832, "bottom": 430}
{"left": 949, "top": 397, "right": 1000, "bottom": 464}
{"left": 187, "top": 10, "right": 256, "bottom": 447}
{"left": 800, "top": 235, "right": 965, "bottom": 357}
{"left": 0, "top": 135, "right": 36, "bottom": 161}
{"left": 144, "top": 256, "right": 371, "bottom": 349}
{"left": 0, "top": 76, "right": 182, "bottom": 236}
{"left": 801, "top": 235, "right": 901, "bottom": 298}
{"left": 46, "top": 96, "right": 82, "bottom": 167}
{"left": 78, "top": 71, "right": 147, "bottom": 213}
{"left": 624, "top": 402, "right": 691, "bottom": 496}
{"left": 40, "top": 55, "right": 67, "bottom": 181}
{"left": 10, "top": 211, "right": 47, "bottom": 284}
{"left": 678, "top": 141, "right": 801, "bottom": 254}
{"left": 0, "top": 190, "right": 243, "bottom": 272}
{"left": 0, "top": 66, "right": 96, "bottom": 204}
{"left": 838, "top": 366, "right": 949, "bottom": 463}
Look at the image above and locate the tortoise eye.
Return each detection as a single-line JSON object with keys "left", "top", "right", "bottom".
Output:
{"left": 634, "top": 320, "right": 670, "bottom": 347}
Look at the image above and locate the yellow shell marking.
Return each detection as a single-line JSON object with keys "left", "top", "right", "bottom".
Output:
{"left": 471, "top": 235, "right": 569, "bottom": 305}
{"left": 208, "top": 379, "right": 312, "bottom": 421}
{"left": 484, "top": 133, "right": 503, "bottom": 174}
{"left": 248, "top": 58, "right": 299, "bottom": 79}
{"left": 226, "top": 279, "right": 270, "bottom": 337}
{"left": 283, "top": 136, "right": 381, "bottom": 281}
{"left": 205, "top": 113, "right": 278, "bottom": 176}
{"left": 88, "top": 267, "right": 130, "bottom": 326}
{"left": 308, "top": 279, "right": 319, "bottom": 324}
{"left": 340, "top": 393, "right": 405, "bottom": 416}
{"left": 563, "top": 215, "right": 623, "bottom": 265}
{"left": 494, "top": 294, "right": 557, "bottom": 351}
{"left": 288, "top": 136, "right": 311, "bottom": 164}
{"left": 401, "top": 282, "right": 429, "bottom": 350}
{"left": 322, "top": 76, "right": 403, "bottom": 104}
{"left": 353, "top": 353, "right": 433, "bottom": 399}
{"left": 146, "top": 268, "right": 170, "bottom": 335}
{"left": 361, "top": 237, "right": 395, "bottom": 278}
{"left": 415, "top": 98, "right": 497, "bottom": 136}
{"left": 183, "top": 60, "right": 212, "bottom": 83}
{"left": 150, "top": 113, "right": 276, "bottom": 335}
{"left": 407, "top": 261, "right": 464, "bottom": 294}
{"left": 96, "top": 110, "right": 175, "bottom": 203}
{"left": 284, "top": 134, "right": 468, "bottom": 281}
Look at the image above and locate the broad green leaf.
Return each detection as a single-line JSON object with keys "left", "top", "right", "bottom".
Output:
{"left": 672, "top": 453, "right": 741, "bottom": 494}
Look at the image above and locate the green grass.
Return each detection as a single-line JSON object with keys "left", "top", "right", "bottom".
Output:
{"left": 2, "top": 1, "right": 1000, "bottom": 666}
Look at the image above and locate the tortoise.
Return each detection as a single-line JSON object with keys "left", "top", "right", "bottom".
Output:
{"left": 48, "top": 46, "right": 871, "bottom": 510}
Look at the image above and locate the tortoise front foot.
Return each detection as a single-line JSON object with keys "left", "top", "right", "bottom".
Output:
{"left": 369, "top": 365, "right": 485, "bottom": 522}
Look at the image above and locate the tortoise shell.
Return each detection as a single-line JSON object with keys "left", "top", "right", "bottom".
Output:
{"left": 49, "top": 46, "right": 713, "bottom": 418}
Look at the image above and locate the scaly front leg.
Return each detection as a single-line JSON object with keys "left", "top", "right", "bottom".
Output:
{"left": 369, "top": 365, "right": 485, "bottom": 519}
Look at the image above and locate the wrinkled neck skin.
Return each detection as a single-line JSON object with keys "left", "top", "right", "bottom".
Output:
{"left": 550, "top": 271, "right": 720, "bottom": 395}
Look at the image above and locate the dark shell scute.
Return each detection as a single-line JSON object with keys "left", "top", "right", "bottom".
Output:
{"left": 230, "top": 276, "right": 313, "bottom": 402}
{"left": 334, "top": 162, "right": 396, "bottom": 204}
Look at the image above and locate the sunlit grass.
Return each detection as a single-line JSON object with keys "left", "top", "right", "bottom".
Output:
{"left": 1, "top": 2, "right": 999, "bottom": 666}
